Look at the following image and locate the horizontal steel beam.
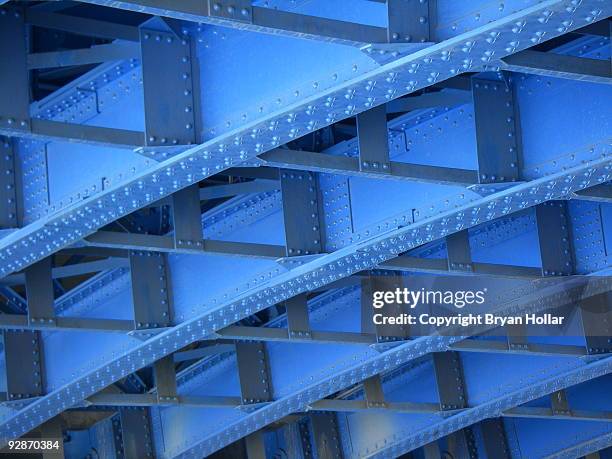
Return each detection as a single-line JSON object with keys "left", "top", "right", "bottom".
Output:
{"left": 386, "top": 90, "right": 471, "bottom": 114}
{"left": 173, "top": 344, "right": 236, "bottom": 362}
{"left": 0, "top": 258, "right": 128, "bottom": 285}
{"left": 213, "top": 325, "right": 599, "bottom": 357}
{"left": 87, "top": 393, "right": 242, "bottom": 408}
{"left": 310, "top": 400, "right": 612, "bottom": 423}
{"left": 259, "top": 149, "right": 479, "bottom": 186}
{"left": 199, "top": 180, "right": 279, "bottom": 200}
{"left": 504, "top": 406, "right": 612, "bottom": 422}
{"left": 25, "top": 10, "right": 141, "bottom": 41}
{"left": 0, "top": 119, "right": 144, "bottom": 149}
{"left": 0, "top": 315, "right": 133, "bottom": 332}
{"left": 379, "top": 255, "right": 543, "bottom": 277}
{"left": 502, "top": 50, "right": 612, "bottom": 84}
{"left": 77, "top": 0, "right": 389, "bottom": 46}
{"left": 84, "top": 232, "right": 287, "bottom": 258}
{"left": 27, "top": 42, "right": 140, "bottom": 70}
{"left": 571, "top": 182, "right": 612, "bottom": 203}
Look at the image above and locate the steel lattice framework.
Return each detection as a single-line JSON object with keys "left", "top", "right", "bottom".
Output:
{"left": 0, "top": 0, "right": 611, "bottom": 458}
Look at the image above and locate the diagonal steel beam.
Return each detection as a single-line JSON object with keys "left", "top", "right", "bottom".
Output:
{"left": 1, "top": 151, "right": 609, "bottom": 445}
{"left": 544, "top": 432, "right": 612, "bottom": 459}
{"left": 168, "top": 271, "right": 612, "bottom": 457}
{"left": 1, "top": 0, "right": 608, "bottom": 279}
{"left": 362, "top": 357, "right": 612, "bottom": 458}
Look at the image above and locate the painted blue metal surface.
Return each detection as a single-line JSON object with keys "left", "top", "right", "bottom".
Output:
{"left": 0, "top": 1, "right": 611, "bottom": 458}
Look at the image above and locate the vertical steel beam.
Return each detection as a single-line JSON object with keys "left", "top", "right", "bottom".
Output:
{"left": 235, "top": 342, "right": 272, "bottom": 404}
{"left": 386, "top": 0, "right": 430, "bottom": 43}
{"left": 280, "top": 170, "right": 322, "bottom": 256}
{"left": 115, "top": 408, "right": 154, "bottom": 459}
{"left": 154, "top": 355, "right": 178, "bottom": 403}
{"left": 299, "top": 419, "right": 314, "bottom": 459}
{"left": 361, "top": 275, "right": 409, "bottom": 342}
{"left": 580, "top": 291, "right": 612, "bottom": 355}
{"left": 363, "top": 374, "right": 386, "bottom": 409}
{"left": 39, "top": 419, "right": 64, "bottom": 459}
{"left": 472, "top": 78, "right": 520, "bottom": 184}
{"left": 551, "top": 389, "right": 571, "bottom": 416}
{"left": 310, "top": 412, "right": 343, "bottom": 459}
{"left": 446, "top": 230, "right": 473, "bottom": 272}
{"left": 285, "top": 294, "right": 311, "bottom": 338}
{"left": 172, "top": 184, "right": 204, "bottom": 248}
{"left": 535, "top": 201, "right": 575, "bottom": 276}
{"left": 0, "top": 5, "right": 30, "bottom": 133}
{"left": 423, "top": 441, "right": 441, "bottom": 459}
{"left": 140, "top": 19, "right": 198, "bottom": 147}
{"left": 480, "top": 418, "right": 510, "bottom": 459}
{"left": 129, "top": 251, "right": 171, "bottom": 330}
{"left": 356, "top": 105, "right": 390, "bottom": 174}
{"left": 433, "top": 352, "right": 467, "bottom": 411}
{"left": 2, "top": 330, "right": 44, "bottom": 399}
{"left": 25, "top": 258, "right": 55, "bottom": 325}
{"left": 0, "top": 138, "right": 18, "bottom": 228}
{"left": 245, "top": 431, "right": 266, "bottom": 459}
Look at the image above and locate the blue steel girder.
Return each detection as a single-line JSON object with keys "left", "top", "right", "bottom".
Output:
{"left": 1, "top": 153, "right": 610, "bottom": 444}
{"left": 3, "top": 43, "right": 612, "bottom": 459}
{"left": 0, "top": 0, "right": 610, "bottom": 278}
{"left": 0, "top": 0, "right": 609, "bottom": 456}
{"left": 545, "top": 432, "right": 612, "bottom": 458}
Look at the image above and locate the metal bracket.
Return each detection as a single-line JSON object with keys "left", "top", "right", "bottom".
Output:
{"left": 446, "top": 230, "right": 473, "bottom": 272}
{"left": 2, "top": 330, "right": 44, "bottom": 399}
{"left": 208, "top": 0, "right": 252, "bottom": 23}
{"left": 363, "top": 375, "right": 387, "bottom": 409}
{"left": 280, "top": 170, "right": 322, "bottom": 256}
{"left": 536, "top": 201, "right": 575, "bottom": 276}
{"left": 25, "top": 258, "right": 56, "bottom": 325}
{"left": 310, "top": 412, "right": 343, "bottom": 459}
{"left": 472, "top": 77, "right": 520, "bottom": 184}
{"left": 154, "top": 355, "right": 178, "bottom": 404}
{"left": 0, "top": 5, "right": 30, "bottom": 133}
{"left": 299, "top": 419, "right": 314, "bottom": 459}
{"left": 357, "top": 105, "right": 391, "bottom": 174}
{"left": 551, "top": 389, "right": 571, "bottom": 416}
{"left": 286, "top": 294, "right": 311, "bottom": 339}
{"left": 245, "top": 430, "right": 266, "bottom": 459}
{"left": 140, "top": 20, "right": 198, "bottom": 147}
{"left": 433, "top": 351, "right": 467, "bottom": 411}
{"left": 507, "top": 322, "right": 530, "bottom": 351}
{"left": 129, "top": 251, "right": 171, "bottom": 330}
{"left": 387, "top": 0, "right": 430, "bottom": 43}
{"left": 235, "top": 342, "right": 272, "bottom": 404}
{"left": 172, "top": 183, "right": 204, "bottom": 249}
{"left": 114, "top": 408, "right": 154, "bottom": 459}
{"left": 580, "top": 291, "right": 612, "bottom": 355}
{"left": 480, "top": 418, "right": 510, "bottom": 459}
{"left": 453, "top": 427, "right": 479, "bottom": 459}
{"left": 0, "top": 138, "right": 18, "bottom": 228}
{"left": 362, "top": 275, "right": 409, "bottom": 342}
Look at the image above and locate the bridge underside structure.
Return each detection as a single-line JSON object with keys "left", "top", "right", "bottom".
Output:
{"left": 0, "top": 0, "right": 611, "bottom": 458}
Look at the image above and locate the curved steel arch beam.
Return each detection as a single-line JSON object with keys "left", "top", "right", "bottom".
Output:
{"left": 1, "top": 150, "right": 609, "bottom": 444}
{"left": 0, "top": 0, "right": 608, "bottom": 278}
{"left": 544, "top": 432, "right": 612, "bottom": 458}
{"left": 365, "top": 357, "right": 612, "bottom": 458}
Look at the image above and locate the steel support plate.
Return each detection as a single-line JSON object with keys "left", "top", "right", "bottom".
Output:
{"left": 140, "top": 21, "right": 197, "bottom": 147}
